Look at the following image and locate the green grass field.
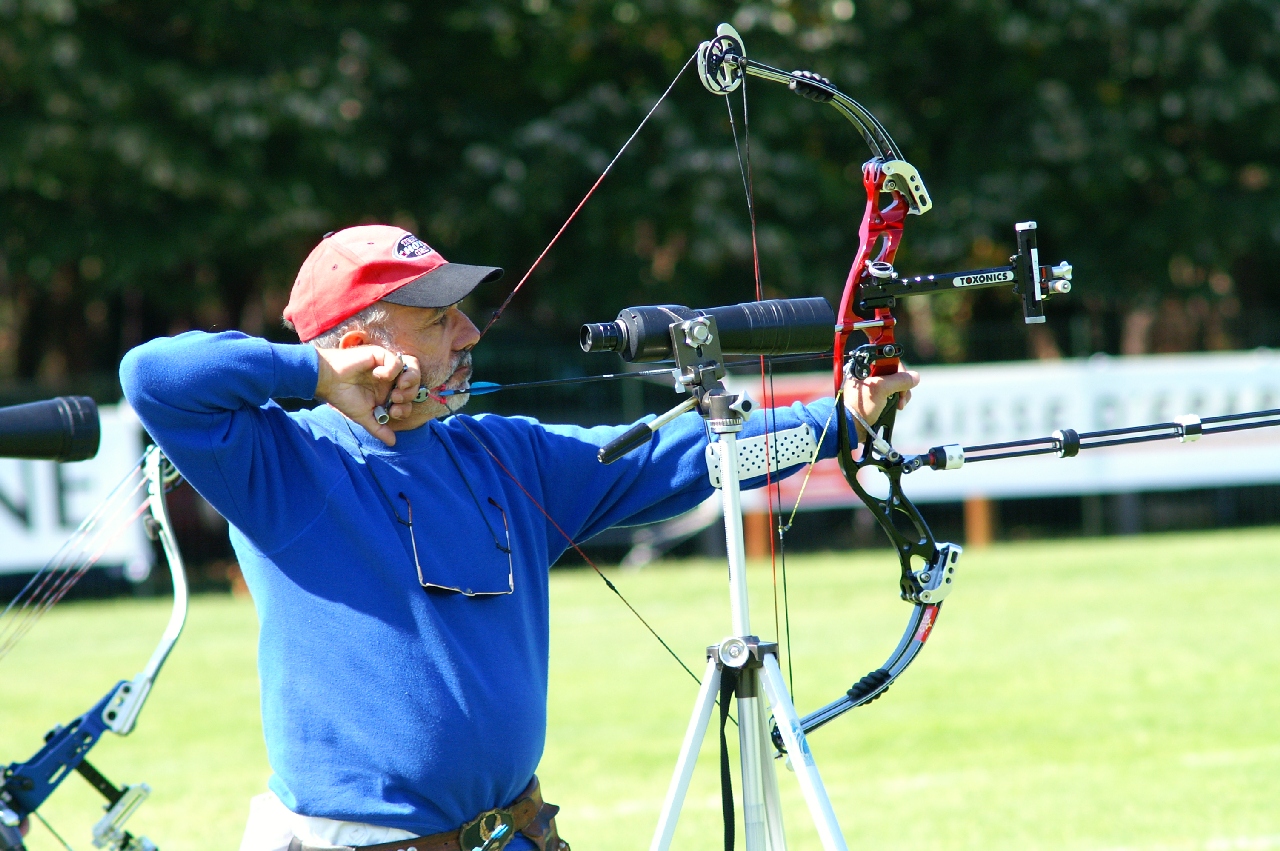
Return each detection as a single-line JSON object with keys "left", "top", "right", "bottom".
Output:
{"left": 3, "top": 528, "right": 1280, "bottom": 851}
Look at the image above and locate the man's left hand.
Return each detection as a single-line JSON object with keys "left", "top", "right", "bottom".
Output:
{"left": 844, "top": 370, "right": 920, "bottom": 440}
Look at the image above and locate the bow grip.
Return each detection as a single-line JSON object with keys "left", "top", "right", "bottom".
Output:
{"left": 1, "top": 684, "right": 119, "bottom": 816}
{"left": 860, "top": 393, "right": 900, "bottom": 453}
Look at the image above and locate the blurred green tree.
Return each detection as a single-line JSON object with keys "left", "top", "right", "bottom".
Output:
{"left": 0, "top": 0, "right": 1276, "bottom": 394}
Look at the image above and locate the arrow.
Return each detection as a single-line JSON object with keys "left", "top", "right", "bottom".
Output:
{"left": 434, "top": 352, "right": 832, "bottom": 398}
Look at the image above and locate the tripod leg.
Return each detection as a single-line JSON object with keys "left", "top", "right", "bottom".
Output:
{"left": 736, "top": 668, "right": 770, "bottom": 851}
{"left": 759, "top": 654, "right": 849, "bottom": 851}
{"left": 650, "top": 656, "right": 722, "bottom": 851}
{"left": 757, "top": 710, "right": 787, "bottom": 851}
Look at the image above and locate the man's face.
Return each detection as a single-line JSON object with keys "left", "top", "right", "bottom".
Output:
{"left": 340, "top": 301, "right": 481, "bottom": 429}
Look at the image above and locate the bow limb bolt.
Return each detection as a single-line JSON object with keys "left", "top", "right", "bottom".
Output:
{"left": 695, "top": 23, "right": 1072, "bottom": 748}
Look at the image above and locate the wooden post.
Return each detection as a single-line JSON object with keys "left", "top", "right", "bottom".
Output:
{"left": 964, "top": 496, "right": 995, "bottom": 548}
{"left": 1082, "top": 494, "right": 1104, "bottom": 537}
{"left": 743, "top": 511, "right": 771, "bottom": 561}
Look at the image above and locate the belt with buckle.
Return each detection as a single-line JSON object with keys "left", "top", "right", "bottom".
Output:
{"left": 287, "top": 776, "right": 568, "bottom": 851}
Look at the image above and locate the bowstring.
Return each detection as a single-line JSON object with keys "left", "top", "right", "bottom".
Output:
{"left": 460, "top": 54, "right": 713, "bottom": 687}
{"left": 447, "top": 414, "right": 701, "bottom": 686}
{"left": 465, "top": 50, "right": 770, "bottom": 706}
{"left": 724, "top": 78, "right": 795, "bottom": 695}
{"left": 778, "top": 390, "right": 842, "bottom": 536}
{"left": 478, "top": 51, "right": 697, "bottom": 342}
{"left": 33, "top": 811, "right": 75, "bottom": 851}
{"left": 0, "top": 458, "right": 149, "bottom": 662}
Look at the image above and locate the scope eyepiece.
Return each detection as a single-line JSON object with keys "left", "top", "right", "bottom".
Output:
{"left": 580, "top": 321, "right": 627, "bottom": 354}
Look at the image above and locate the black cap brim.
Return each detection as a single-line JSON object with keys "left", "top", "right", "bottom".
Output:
{"left": 381, "top": 262, "right": 504, "bottom": 310}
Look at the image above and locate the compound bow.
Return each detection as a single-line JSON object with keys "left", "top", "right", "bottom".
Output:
{"left": 1, "top": 446, "right": 188, "bottom": 851}
{"left": 444, "top": 20, "right": 1075, "bottom": 755}
{"left": 692, "top": 23, "right": 1072, "bottom": 746}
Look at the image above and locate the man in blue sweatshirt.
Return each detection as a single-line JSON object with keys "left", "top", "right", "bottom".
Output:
{"left": 119, "top": 225, "right": 918, "bottom": 851}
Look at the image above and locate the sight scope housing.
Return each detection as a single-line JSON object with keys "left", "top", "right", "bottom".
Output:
{"left": 0, "top": 396, "right": 100, "bottom": 461}
{"left": 581, "top": 296, "right": 834, "bottom": 363}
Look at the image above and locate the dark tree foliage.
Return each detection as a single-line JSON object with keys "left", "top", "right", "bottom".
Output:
{"left": 0, "top": 0, "right": 1277, "bottom": 392}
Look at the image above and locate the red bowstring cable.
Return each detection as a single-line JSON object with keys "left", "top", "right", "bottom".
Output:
{"left": 725, "top": 82, "right": 793, "bottom": 692}
{"left": 478, "top": 53, "right": 696, "bottom": 342}
{"left": 450, "top": 415, "right": 701, "bottom": 685}
{"left": 471, "top": 54, "right": 705, "bottom": 683}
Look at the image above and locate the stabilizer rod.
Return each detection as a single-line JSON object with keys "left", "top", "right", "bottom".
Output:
{"left": 918, "top": 408, "right": 1280, "bottom": 471}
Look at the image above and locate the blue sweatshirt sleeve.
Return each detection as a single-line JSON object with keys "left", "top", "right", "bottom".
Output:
{"left": 469, "top": 396, "right": 849, "bottom": 553}
{"left": 119, "top": 331, "right": 340, "bottom": 550}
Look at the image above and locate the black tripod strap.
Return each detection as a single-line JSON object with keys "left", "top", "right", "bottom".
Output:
{"left": 719, "top": 666, "right": 740, "bottom": 851}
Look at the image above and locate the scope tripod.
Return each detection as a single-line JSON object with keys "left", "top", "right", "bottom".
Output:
{"left": 595, "top": 311, "right": 848, "bottom": 851}
{"left": 652, "top": 411, "right": 848, "bottom": 851}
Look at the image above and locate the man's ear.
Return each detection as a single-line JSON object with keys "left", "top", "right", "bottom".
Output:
{"left": 338, "top": 329, "right": 368, "bottom": 349}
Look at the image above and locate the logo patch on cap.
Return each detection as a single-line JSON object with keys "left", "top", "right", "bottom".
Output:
{"left": 395, "top": 234, "right": 435, "bottom": 259}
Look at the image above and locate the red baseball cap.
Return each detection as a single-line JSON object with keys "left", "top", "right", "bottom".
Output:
{"left": 284, "top": 225, "right": 503, "bottom": 341}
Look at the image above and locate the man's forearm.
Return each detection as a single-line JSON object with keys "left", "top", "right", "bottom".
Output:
{"left": 120, "top": 331, "right": 319, "bottom": 421}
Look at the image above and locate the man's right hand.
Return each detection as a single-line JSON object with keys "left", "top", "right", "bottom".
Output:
{"left": 315, "top": 346, "right": 421, "bottom": 446}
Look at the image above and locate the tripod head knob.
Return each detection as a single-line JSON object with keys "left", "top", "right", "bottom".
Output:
{"left": 718, "top": 637, "right": 750, "bottom": 668}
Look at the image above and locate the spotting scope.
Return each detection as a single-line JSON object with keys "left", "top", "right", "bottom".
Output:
{"left": 581, "top": 297, "right": 835, "bottom": 362}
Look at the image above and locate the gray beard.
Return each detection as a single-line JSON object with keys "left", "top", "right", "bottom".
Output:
{"left": 443, "top": 392, "right": 469, "bottom": 414}
{"left": 435, "top": 352, "right": 473, "bottom": 415}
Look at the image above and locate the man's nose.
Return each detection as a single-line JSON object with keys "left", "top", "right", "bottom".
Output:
{"left": 452, "top": 307, "right": 481, "bottom": 351}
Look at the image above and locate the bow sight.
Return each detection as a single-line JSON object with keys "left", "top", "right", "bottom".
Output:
{"left": 855, "top": 221, "right": 1072, "bottom": 326}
